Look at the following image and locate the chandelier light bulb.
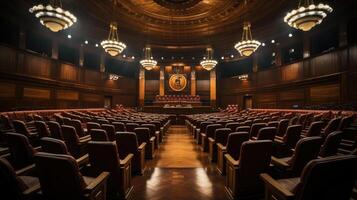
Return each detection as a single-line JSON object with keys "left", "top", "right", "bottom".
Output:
{"left": 200, "top": 48, "right": 218, "bottom": 71}
{"left": 29, "top": 1, "right": 77, "bottom": 32}
{"left": 101, "top": 22, "right": 126, "bottom": 57}
{"left": 140, "top": 46, "right": 157, "bottom": 70}
{"left": 284, "top": 0, "right": 333, "bottom": 31}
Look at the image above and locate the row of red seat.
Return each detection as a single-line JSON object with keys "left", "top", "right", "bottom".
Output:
{"left": 185, "top": 108, "right": 357, "bottom": 200}
{"left": 155, "top": 95, "right": 200, "bottom": 102}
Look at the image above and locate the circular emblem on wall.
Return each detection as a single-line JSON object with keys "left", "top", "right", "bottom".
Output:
{"left": 169, "top": 74, "right": 187, "bottom": 91}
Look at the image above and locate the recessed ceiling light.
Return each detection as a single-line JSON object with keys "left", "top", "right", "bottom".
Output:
{"left": 161, "top": 57, "right": 164, "bottom": 60}
{"left": 192, "top": 57, "right": 195, "bottom": 60}
{"left": 131, "top": 56, "right": 135, "bottom": 59}
{"left": 123, "top": 54, "right": 126, "bottom": 58}
{"left": 84, "top": 40, "right": 88, "bottom": 44}
{"left": 230, "top": 55, "right": 234, "bottom": 58}
{"left": 262, "top": 43, "right": 266, "bottom": 47}
{"left": 95, "top": 43, "right": 99, "bottom": 47}
{"left": 181, "top": 57, "right": 184, "bottom": 59}
{"left": 289, "top": 48, "right": 295, "bottom": 53}
{"left": 67, "top": 34, "right": 72, "bottom": 39}
{"left": 272, "top": 52, "right": 276, "bottom": 57}
{"left": 221, "top": 56, "right": 224, "bottom": 60}
{"left": 289, "top": 33, "right": 293, "bottom": 38}
{"left": 271, "top": 40, "right": 275, "bottom": 44}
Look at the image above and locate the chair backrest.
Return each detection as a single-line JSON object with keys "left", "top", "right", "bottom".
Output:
{"left": 225, "top": 122, "right": 240, "bottom": 131}
{"left": 33, "top": 114, "right": 44, "bottom": 121}
{"left": 288, "top": 137, "right": 323, "bottom": 176}
{"left": 1, "top": 114, "right": 13, "bottom": 129}
{"left": 305, "top": 121, "right": 325, "bottom": 137}
{"left": 90, "top": 129, "right": 109, "bottom": 141}
{"left": 0, "top": 158, "right": 29, "bottom": 198}
{"left": 267, "top": 121, "right": 279, "bottom": 128}
{"left": 86, "top": 122, "right": 101, "bottom": 132}
{"left": 322, "top": 118, "right": 341, "bottom": 138}
{"left": 41, "top": 137, "right": 69, "bottom": 155}
{"left": 12, "top": 120, "right": 31, "bottom": 137}
{"left": 319, "top": 131, "right": 343, "bottom": 157}
{"left": 257, "top": 127, "right": 277, "bottom": 141}
{"left": 61, "top": 125, "right": 80, "bottom": 157}
{"left": 34, "top": 152, "right": 86, "bottom": 199}
{"left": 141, "top": 124, "right": 156, "bottom": 137}
{"left": 101, "top": 124, "right": 116, "bottom": 141}
{"left": 296, "top": 155, "right": 357, "bottom": 200}
{"left": 97, "top": 119, "right": 110, "bottom": 125}
{"left": 112, "top": 122, "right": 126, "bottom": 132}
{"left": 283, "top": 125, "right": 303, "bottom": 149}
{"left": 249, "top": 123, "right": 267, "bottom": 138}
{"left": 214, "top": 128, "right": 231, "bottom": 145}
{"left": 226, "top": 132, "right": 250, "bottom": 160}
{"left": 115, "top": 132, "right": 138, "bottom": 160}
{"left": 338, "top": 115, "right": 354, "bottom": 131}
{"left": 3, "top": 132, "right": 36, "bottom": 169}
{"left": 68, "top": 120, "right": 86, "bottom": 137}
{"left": 199, "top": 122, "right": 213, "bottom": 133}
{"left": 206, "top": 124, "right": 223, "bottom": 138}
{"left": 236, "top": 126, "right": 251, "bottom": 132}
{"left": 47, "top": 121, "right": 63, "bottom": 140}
{"left": 125, "top": 123, "right": 139, "bottom": 132}
{"left": 277, "top": 119, "right": 289, "bottom": 136}
{"left": 134, "top": 127, "right": 150, "bottom": 145}
{"left": 237, "top": 140, "right": 273, "bottom": 194}
{"left": 35, "top": 121, "right": 50, "bottom": 138}
{"left": 62, "top": 117, "right": 71, "bottom": 125}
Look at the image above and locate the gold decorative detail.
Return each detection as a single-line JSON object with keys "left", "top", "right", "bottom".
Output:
{"left": 169, "top": 74, "right": 187, "bottom": 91}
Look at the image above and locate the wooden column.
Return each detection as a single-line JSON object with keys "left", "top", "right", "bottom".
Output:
{"left": 159, "top": 66, "right": 165, "bottom": 96}
{"left": 191, "top": 68, "right": 196, "bottom": 96}
{"left": 19, "top": 28, "right": 26, "bottom": 49}
{"left": 79, "top": 45, "right": 84, "bottom": 67}
{"left": 303, "top": 33, "right": 311, "bottom": 58}
{"left": 139, "top": 68, "right": 145, "bottom": 107}
{"left": 252, "top": 53, "right": 259, "bottom": 72}
{"left": 210, "top": 69, "right": 217, "bottom": 107}
{"left": 100, "top": 53, "right": 105, "bottom": 73}
{"left": 52, "top": 40, "right": 59, "bottom": 59}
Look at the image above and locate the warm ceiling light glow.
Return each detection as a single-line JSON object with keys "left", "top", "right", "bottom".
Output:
{"left": 95, "top": 43, "right": 99, "bottom": 47}
{"left": 132, "top": 56, "right": 135, "bottom": 59}
{"left": 289, "top": 33, "right": 293, "bottom": 37}
{"left": 262, "top": 43, "right": 266, "bottom": 47}
{"left": 84, "top": 40, "right": 88, "bottom": 44}
{"left": 29, "top": 1, "right": 77, "bottom": 32}
{"left": 284, "top": 0, "right": 333, "bottom": 31}
{"left": 140, "top": 46, "right": 157, "bottom": 71}
{"left": 200, "top": 48, "right": 218, "bottom": 71}
{"left": 238, "top": 74, "right": 249, "bottom": 81}
{"left": 67, "top": 34, "right": 72, "bottom": 39}
{"left": 231, "top": 55, "right": 234, "bottom": 58}
{"left": 271, "top": 40, "right": 275, "bottom": 44}
{"left": 221, "top": 56, "right": 224, "bottom": 60}
{"left": 101, "top": 22, "right": 126, "bottom": 57}
{"left": 109, "top": 74, "right": 119, "bottom": 80}
{"left": 234, "top": 22, "right": 261, "bottom": 57}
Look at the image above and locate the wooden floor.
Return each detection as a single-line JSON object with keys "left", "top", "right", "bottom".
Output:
{"left": 131, "top": 125, "right": 229, "bottom": 200}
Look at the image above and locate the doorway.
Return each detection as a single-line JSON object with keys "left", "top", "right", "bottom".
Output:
{"left": 104, "top": 96, "right": 112, "bottom": 109}
{"left": 243, "top": 95, "right": 253, "bottom": 109}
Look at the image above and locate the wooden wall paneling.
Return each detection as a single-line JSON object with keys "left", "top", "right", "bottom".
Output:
{"left": 84, "top": 70, "right": 103, "bottom": 86}
{"left": 309, "top": 83, "right": 340, "bottom": 104}
{"left": 113, "top": 94, "right": 137, "bottom": 107}
{"left": 0, "top": 82, "right": 16, "bottom": 98}
{"left": 22, "top": 54, "right": 51, "bottom": 78}
{"left": 281, "top": 62, "right": 303, "bottom": 82}
{"left": 56, "top": 90, "right": 79, "bottom": 101}
{"left": 0, "top": 46, "right": 17, "bottom": 73}
{"left": 59, "top": 63, "right": 78, "bottom": 82}
{"left": 23, "top": 87, "right": 51, "bottom": 99}
{"left": 145, "top": 80, "right": 159, "bottom": 99}
{"left": 256, "top": 67, "right": 280, "bottom": 86}
{"left": 309, "top": 51, "right": 341, "bottom": 78}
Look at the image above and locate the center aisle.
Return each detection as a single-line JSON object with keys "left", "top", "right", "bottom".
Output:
{"left": 131, "top": 125, "right": 228, "bottom": 200}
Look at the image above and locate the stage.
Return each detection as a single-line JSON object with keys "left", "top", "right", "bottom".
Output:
{"left": 142, "top": 105, "right": 213, "bottom": 115}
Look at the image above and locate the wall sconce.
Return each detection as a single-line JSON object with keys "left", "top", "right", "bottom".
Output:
{"left": 238, "top": 74, "right": 249, "bottom": 81}
{"left": 109, "top": 74, "right": 119, "bottom": 80}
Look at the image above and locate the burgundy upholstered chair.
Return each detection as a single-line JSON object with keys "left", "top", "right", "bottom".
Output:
{"left": 68, "top": 119, "right": 90, "bottom": 139}
{"left": 276, "top": 119, "right": 289, "bottom": 137}
{"left": 196, "top": 121, "right": 213, "bottom": 145}
{"left": 225, "top": 140, "right": 273, "bottom": 199}
{"left": 319, "top": 131, "right": 343, "bottom": 158}
{"left": 0, "top": 158, "right": 40, "bottom": 200}
{"left": 112, "top": 122, "right": 126, "bottom": 132}
{"left": 34, "top": 121, "right": 50, "bottom": 138}
{"left": 125, "top": 123, "right": 139, "bottom": 132}
{"left": 86, "top": 122, "right": 101, "bottom": 132}
{"left": 236, "top": 126, "right": 251, "bottom": 132}
{"left": 12, "top": 120, "right": 38, "bottom": 141}
{"left": 90, "top": 129, "right": 109, "bottom": 141}
{"left": 34, "top": 152, "right": 109, "bottom": 200}
{"left": 134, "top": 127, "right": 155, "bottom": 159}
{"left": 3, "top": 133, "right": 37, "bottom": 170}
{"left": 249, "top": 123, "right": 267, "bottom": 139}
{"left": 253, "top": 127, "right": 277, "bottom": 141}
{"left": 274, "top": 125, "right": 303, "bottom": 157}
{"left": 272, "top": 136, "right": 323, "bottom": 177}
{"left": 202, "top": 124, "right": 223, "bottom": 152}
{"left": 47, "top": 121, "right": 64, "bottom": 140}
{"left": 321, "top": 117, "right": 341, "bottom": 138}
{"left": 208, "top": 128, "right": 231, "bottom": 162}
{"left": 101, "top": 124, "right": 116, "bottom": 141}
{"left": 302, "top": 121, "right": 325, "bottom": 137}
{"left": 61, "top": 125, "right": 88, "bottom": 158}
{"left": 338, "top": 115, "right": 354, "bottom": 131}
{"left": 88, "top": 141, "right": 133, "bottom": 199}
{"left": 261, "top": 155, "right": 357, "bottom": 200}
{"left": 115, "top": 132, "right": 146, "bottom": 175}
{"left": 267, "top": 121, "right": 279, "bottom": 128}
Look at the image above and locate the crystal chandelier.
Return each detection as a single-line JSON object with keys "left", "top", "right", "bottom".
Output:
{"left": 140, "top": 46, "right": 157, "bottom": 71}
{"left": 101, "top": 22, "right": 126, "bottom": 57}
{"left": 200, "top": 48, "right": 218, "bottom": 71}
{"left": 29, "top": 0, "right": 77, "bottom": 32}
{"left": 234, "top": 22, "right": 261, "bottom": 57}
{"left": 284, "top": 0, "right": 333, "bottom": 32}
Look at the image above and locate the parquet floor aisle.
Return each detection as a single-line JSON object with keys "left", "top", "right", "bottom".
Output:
{"left": 130, "top": 125, "right": 228, "bottom": 200}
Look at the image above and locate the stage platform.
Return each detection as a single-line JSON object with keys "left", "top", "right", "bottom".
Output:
{"left": 142, "top": 105, "right": 213, "bottom": 115}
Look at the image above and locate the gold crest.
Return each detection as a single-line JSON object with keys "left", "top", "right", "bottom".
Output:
{"left": 169, "top": 74, "right": 187, "bottom": 91}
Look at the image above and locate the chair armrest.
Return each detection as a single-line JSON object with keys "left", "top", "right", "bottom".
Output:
{"left": 76, "top": 154, "right": 89, "bottom": 167}
{"left": 16, "top": 164, "right": 36, "bottom": 176}
{"left": 208, "top": 138, "right": 215, "bottom": 143}
{"left": 260, "top": 173, "right": 295, "bottom": 200}
{"left": 225, "top": 154, "right": 239, "bottom": 166}
{"left": 274, "top": 138, "right": 284, "bottom": 144}
{"left": 22, "top": 183, "right": 41, "bottom": 197}
{"left": 84, "top": 171, "right": 110, "bottom": 192}
{"left": 120, "top": 153, "right": 134, "bottom": 166}
{"left": 34, "top": 146, "right": 42, "bottom": 151}
{"left": 271, "top": 156, "right": 290, "bottom": 169}
{"left": 201, "top": 133, "right": 206, "bottom": 137}
{"left": 217, "top": 144, "right": 226, "bottom": 152}
{"left": 275, "top": 136, "right": 284, "bottom": 140}
{"left": 138, "top": 142, "right": 147, "bottom": 150}
{"left": 252, "top": 136, "right": 257, "bottom": 140}
{"left": 149, "top": 137, "right": 155, "bottom": 142}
